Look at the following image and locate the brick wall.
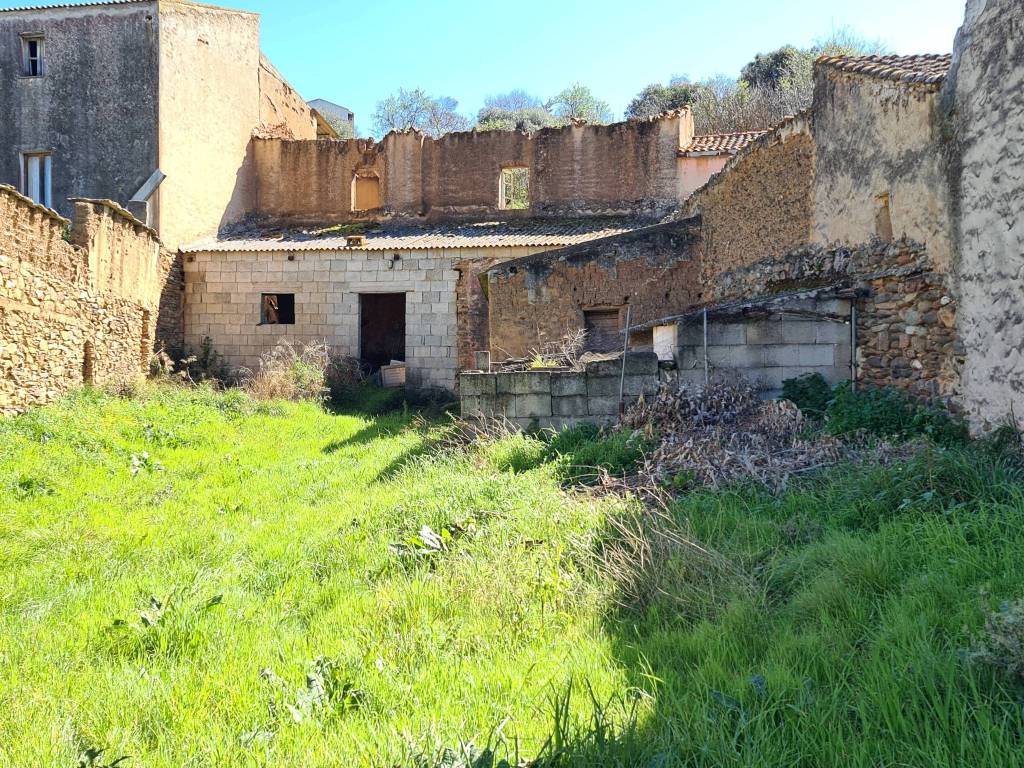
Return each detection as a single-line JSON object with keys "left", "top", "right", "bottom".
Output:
{"left": 0, "top": 185, "right": 167, "bottom": 415}
{"left": 485, "top": 221, "right": 702, "bottom": 361}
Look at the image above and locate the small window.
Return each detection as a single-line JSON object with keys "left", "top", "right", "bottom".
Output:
{"left": 499, "top": 167, "right": 529, "bottom": 210}
{"left": 21, "top": 35, "right": 44, "bottom": 77}
{"left": 352, "top": 173, "right": 381, "bottom": 212}
{"left": 875, "top": 192, "right": 893, "bottom": 243}
{"left": 261, "top": 293, "right": 295, "bottom": 325}
{"left": 584, "top": 308, "right": 622, "bottom": 352}
{"left": 21, "top": 152, "right": 52, "bottom": 208}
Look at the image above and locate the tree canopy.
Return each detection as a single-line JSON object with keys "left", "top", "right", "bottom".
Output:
{"left": 372, "top": 88, "right": 470, "bottom": 138}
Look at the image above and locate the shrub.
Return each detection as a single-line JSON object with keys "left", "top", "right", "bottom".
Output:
{"left": 826, "top": 382, "right": 968, "bottom": 446}
{"left": 239, "top": 340, "right": 330, "bottom": 402}
{"left": 545, "top": 424, "right": 648, "bottom": 483}
{"left": 181, "top": 336, "right": 229, "bottom": 384}
{"left": 782, "top": 372, "right": 833, "bottom": 419}
{"left": 964, "top": 600, "right": 1024, "bottom": 682}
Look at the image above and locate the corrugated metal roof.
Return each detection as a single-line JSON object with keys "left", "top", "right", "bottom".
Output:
{"left": 182, "top": 218, "right": 653, "bottom": 254}
{"left": 0, "top": 0, "right": 151, "bottom": 12}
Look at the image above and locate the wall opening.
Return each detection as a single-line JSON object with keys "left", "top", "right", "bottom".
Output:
{"left": 360, "top": 293, "right": 406, "bottom": 370}
{"left": 82, "top": 342, "right": 95, "bottom": 385}
{"left": 499, "top": 167, "right": 530, "bottom": 210}
{"left": 875, "top": 192, "right": 893, "bottom": 242}
{"left": 583, "top": 307, "right": 622, "bottom": 352}
{"left": 21, "top": 152, "right": 52, "bottom": 208}
{"left": 21, "top": 34, "right": 44, "bottom": 77}
{"left": 352, "top": 173, "right": 381, "bottom": 212}
{"left": 260, "top": 293, "right": 295, "bottom": 325}
{"left": 140, "top": 310, "right": 152, "bottom": 372}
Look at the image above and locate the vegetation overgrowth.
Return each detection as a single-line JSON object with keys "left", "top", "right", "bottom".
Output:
{"left": 2, "top": 379, "right": 1023, "bottom": 766}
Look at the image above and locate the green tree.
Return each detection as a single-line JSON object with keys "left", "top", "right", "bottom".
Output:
{"left": 625, "top": 78, "right": 706, "bottom": 119}
{"left": 372, "top": 88, "right": 470, "bottom": 138}
{"left": 475, "top": 90, "right": 561, "bottom": 132}
{"left": 546, "top": 83, "right": 613, "bottom": 124}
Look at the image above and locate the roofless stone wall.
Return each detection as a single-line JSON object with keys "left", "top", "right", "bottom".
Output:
{"left": 0, "top": 185, "right": 177, "bottom": 414}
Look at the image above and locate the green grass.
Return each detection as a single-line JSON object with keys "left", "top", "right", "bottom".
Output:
{"left": 2, "top": 386, "right": 1024, "bottom": 766}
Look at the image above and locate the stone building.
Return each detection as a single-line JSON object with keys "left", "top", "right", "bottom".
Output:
{"left": 0, "top": 0, "right": 315, "bottom": 249}
{"left": 0, "top": 183, "right": 171, "bottom": 414}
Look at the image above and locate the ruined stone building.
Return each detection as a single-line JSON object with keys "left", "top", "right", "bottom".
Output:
{"left": 2, "top": 0, "right": 1020, "bottom": 429}
{"left": 0, "top": 0, "right": 318, "bottom": 250}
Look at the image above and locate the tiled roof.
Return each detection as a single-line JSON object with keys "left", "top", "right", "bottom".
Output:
{"left": 681, "top": 131, "right": 768, "bottom": 156}
{"left": 182, "top": 218, "right": 653, "bottom": 254}
{"left": 816, "top": 54, "right": 952, "bottom": 86}
{"left": 0, "top": 0, "right": 149, "bottom": 11}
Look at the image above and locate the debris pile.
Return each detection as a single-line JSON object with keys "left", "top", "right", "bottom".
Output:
{"left": 621, "top": 382, "right": 844, "bottom": 491}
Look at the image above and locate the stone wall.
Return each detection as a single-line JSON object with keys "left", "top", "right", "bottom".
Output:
{"left": 0, "top": 185, "right": 167, "bottom": 415}
{"left": 460, "top": 352, "right": 660, "bottom": 429}
{"left": 945, "top": 0, "right": 1024, "bottom": 427}
{"left": 485, "top": 221, "right": 702, "bottom": 360}
{"left": 249, "top": 111, "right": 692, "bottom": 224}
{"left": 684, "top": 114, "right": 815, "bottom": 283}
{"left": 257, "top": 53, "right": 316, "bottom": 141}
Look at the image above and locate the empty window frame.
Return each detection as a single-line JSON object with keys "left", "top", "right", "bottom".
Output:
{"left": 21, "top": 34, "right": 44, "bottom": 76}
{"left": 499, "top": 167, "right": 529, "bottom": 210}
{"left": 875, "top": 192, "right": 894, "bottom": 243}
{"left": 21, "top": 152, "right": 52, "bottom": 208}
{"left": 260, "top": 293, "right": 295, "bottom": 325}
{"left": 352, "top": 173, "right": 381, "bottom": 212}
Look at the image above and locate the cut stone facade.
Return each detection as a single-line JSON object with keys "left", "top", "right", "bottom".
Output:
{"left": 0, "top": 185, "right": 173, "bottom": 414}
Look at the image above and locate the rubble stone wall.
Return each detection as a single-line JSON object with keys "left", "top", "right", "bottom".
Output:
{"left": 0, "top": 186, "right": 167, "bottom": 415}
{"left": 460, "top": 352, "right": 660, "bottom": 430}
{"left": 485, "top": 221, "right": 702, "bottom": 361}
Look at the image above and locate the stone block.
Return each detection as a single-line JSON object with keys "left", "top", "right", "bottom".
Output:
{"left": 707, "top": 323, "right": 745, "bottom": 346}
{"left": 798, "top": 345, "right": 835, "bottom": 367}
{"left": 763, "top": 344, "right": 802, "bottom": 367}
{"left": 815, "top": 322, "right": 850, "bottom": 344}
{"left": 676, "top": 369, "right": 708, "bottom": 391}
{"left": 624, "top": 351, "right": 658, "bottom": 376}
{"left": 551, "top": 372, "right": 586, "bottom": 397}
{"left": 587, "top": 376, "right": 620, "bottom": 397}
{"left": 510, "top": 372, "right": 551, "bottom": 395}
{"left": 514, "top": 393, "right": 552, "bottom": 419}
{"left": 745, "top": 321, "right": 784, "bottom": 345}
{"left": 552, "top": 395, "right": 590, "bottom": 417}
{"left": 584, "top": 357, "right": 621, "bottom": 377}
{"left": 460, "top": 373, "right": 497, "bottom": 396}
{"left": 781, "top": 321, "right": 818, "bottom": 343}
{"left": 587, "top": 396, "right": 621, "bottom": 416}
{"left": 623, "top": 375, "right": 659, "bottom": 397}
{"left": 709, "top": 345, "right": 765, "bottom": 369}
{"left": 679, "top": 323, "right": 705, "bottom": 346}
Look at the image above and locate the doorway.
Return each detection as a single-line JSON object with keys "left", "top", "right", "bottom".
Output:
{"left": 359, "top": 293, "right": 406, "bottom": 370}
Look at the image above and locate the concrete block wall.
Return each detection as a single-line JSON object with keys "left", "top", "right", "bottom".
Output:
{"left": 460, "top": 352, "right": 660, "bottom": 430}
{"left": 183, "top": 247, "right": 461, "bottom": 390}
{"left": 673, "top": 298, "right": 853, "bottom": 395}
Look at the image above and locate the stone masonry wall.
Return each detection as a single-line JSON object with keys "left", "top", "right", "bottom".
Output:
{"left": 486, "top": 221, "right": 702, "bottom": 361}
{"left": 460, "top": 352, "right": 660, "bottom": 430}
{"left": 0, "top": 185, "right": 166, "bottom": 415}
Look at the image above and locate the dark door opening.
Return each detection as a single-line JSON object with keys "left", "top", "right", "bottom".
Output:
{"left": 360, "top": 293, "right": 406, "bottom": 370}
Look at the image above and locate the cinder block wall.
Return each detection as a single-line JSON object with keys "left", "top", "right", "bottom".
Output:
{"left": 460, "top": 352, "right": 660, "bottom": 430}
{"left": 673, "top": 298, "right": 853, "bottom": 396}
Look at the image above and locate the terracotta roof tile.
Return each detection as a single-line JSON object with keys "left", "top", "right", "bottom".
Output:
{"left": 681, "top": 131, "right": 769, "bottom": 156}
{"left": 816, "top": 54, "right": 952, "bottom": 86}
{"left": 182, "top": 218, "right": 653, "bottom": 254}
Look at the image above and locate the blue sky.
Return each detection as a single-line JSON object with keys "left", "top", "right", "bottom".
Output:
{"left": 5, "top": 0, "right": 967, "bottom": 134}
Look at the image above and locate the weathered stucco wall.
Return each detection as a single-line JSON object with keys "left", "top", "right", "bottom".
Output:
{"left": 945, "top": 0, "right": 1024, "bottom": 427}
{"left": 250, "top": 112, "right": 691, "bottom": 224}
{"left": 0, "top": 2, "right": 160, "bottom": 219}
{"left": 685, "top": 116, "right": 815, "bottom": 283}
{"left": 0, "top": 185, "right": 168, "bottom": 414}
{"left": 257, "top": 53, "right": 316, "bottom": 140}
{"left": 156, "top": 1, "right": 261, "bottom": 248}
{"left": 486, "top": 221, "right": 702, "bottom": 361}
{"left": 812, "top": 67, "right": 954, "bottom": 271}
{"left": 677, "top": 154, "right": 730, "bottom": 201}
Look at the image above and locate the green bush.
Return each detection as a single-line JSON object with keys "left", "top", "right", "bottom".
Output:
{"left": 330, "top": 384, "right": 406, "bottom": 416}
{"left": 544, "top": 424, "right": 648, "bottom": 483}
{"left": 782, "top": 373, "right": 833, "bottom": 418}
{"left": 826, "top": 382, "right": 968, "bottom": 446}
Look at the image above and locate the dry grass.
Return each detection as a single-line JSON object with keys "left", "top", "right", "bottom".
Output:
{"left": 239, "top": 339, "right": 332, "bottom": 402}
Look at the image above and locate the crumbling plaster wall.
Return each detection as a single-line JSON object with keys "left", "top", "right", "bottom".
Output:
{"left": 945, "top": 0, "right": 1024, "bottom": 427}
{"left": 249, "top": 112, "right": 690, "bottom": 224}
{"left": 486, "top": 222, "right": 702, "bottom": 361}
{"left": 684, "top": 116, "right": 815, "bottom": 287}
{"left": 0, "top": 186, "right": 168, "bottom": 414}
{"left": 0, "top": 2, "right": 160, "bottom": 220}
{"left": 156, "top": 1, "right": 261, "bottom": 248}
{"left": 812, "top": 68, "right": 954, "bottom": 272}
{"left": 257, "top": 53, "right": 316, "bottom": 140}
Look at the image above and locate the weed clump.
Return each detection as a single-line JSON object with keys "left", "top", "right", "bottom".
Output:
{"left": 964, "top": 600, "right": 1024, "bottom": 682}
{"left": 239, "top": 340, "right": 331, "bottom": 402}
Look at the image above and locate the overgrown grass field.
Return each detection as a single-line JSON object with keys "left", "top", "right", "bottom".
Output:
{"left": 2, "top": 385, "right": 1024, "bottom": 766}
